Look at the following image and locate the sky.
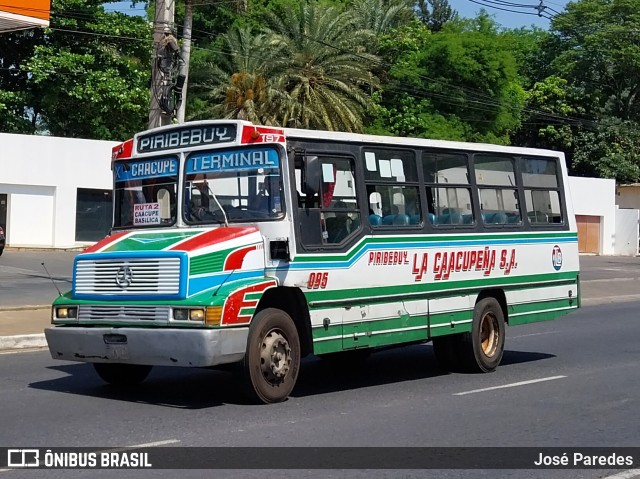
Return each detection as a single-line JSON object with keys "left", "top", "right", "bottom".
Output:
{"left": 448, "top": 0, "right": 569, "bottom": 29}
{"left": 104, "top": 0, "right": 570, "bottom": 30}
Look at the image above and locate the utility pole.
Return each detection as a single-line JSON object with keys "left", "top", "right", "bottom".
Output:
{"left": 176, "top": 0, "right": 193, "bottom": 123}
{"left": 148, "top": 0, "right": 176, "bottom": 129}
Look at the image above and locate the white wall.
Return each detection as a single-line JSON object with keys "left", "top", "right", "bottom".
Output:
{"left": 0, "top": 133, "right": 117, "bottom": 248}
{"left": 568, "top": 176, "right": 616, "bottom": 255}
{"left": 614, "top": 207, "right": 639, "bottom": 256}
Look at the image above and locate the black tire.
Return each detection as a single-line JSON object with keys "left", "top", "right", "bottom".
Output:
{"left": 459, "top": 297, "right": 506, "bottom": 372}
{"left": 93, "top": 363, "right": 152, "bottom": 386}
{"left": 242, "top": 308, "right": 301, "bottom": 404}
{"left": 432, "top": 334, "right": 463, "bottom": 372}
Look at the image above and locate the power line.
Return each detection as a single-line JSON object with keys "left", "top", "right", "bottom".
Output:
{"left": 466, "top": 0, "right": 554, "bottom": 20}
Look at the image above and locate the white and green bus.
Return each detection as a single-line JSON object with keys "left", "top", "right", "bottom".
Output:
{"left": 45, "top": 120, "right": 580, "bottom": 403}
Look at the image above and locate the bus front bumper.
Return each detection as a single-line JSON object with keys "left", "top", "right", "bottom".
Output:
{"left": 44, "top": 326, "right": 248, "bottom": 367}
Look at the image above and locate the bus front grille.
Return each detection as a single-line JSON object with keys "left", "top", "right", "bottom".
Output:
{"left": 78, "top": 305, "right": 171, "bottom": 322}
{"left": 74, "top": 257, "right": 181, "bottom": 295}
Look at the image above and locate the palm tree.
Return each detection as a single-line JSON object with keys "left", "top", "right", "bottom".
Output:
{"left": 264, "top": 1, "right": 380, "bottom": 132}
{"left": 189, "top": 26, "right": 288, "bottom": 125}
{"left": 349, "top": 0, "right": 414, "bottom": 37}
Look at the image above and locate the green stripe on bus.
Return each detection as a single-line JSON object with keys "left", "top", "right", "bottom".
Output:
{"left": 189, "top": 247, "right": 236, "bottom": 275}
{"left": 508, "top": 306, "right": 578, "bottom": 326}
{"left": 312, "top": 323, "right": 342, "bottom": 339}
{"left": 293, "top": 232, "right": 578, "bottom": 264}
{"left": 105, "top": 231, "right": 199, "bottom": 252}
{"left": 313, "top": 338, "right": 343, "bottom": 355}
{"left": 306, "top": 271, "right": 578, "bottom": 306}
{"left": 509, "top": 298, "right": 577, "bottom": 316}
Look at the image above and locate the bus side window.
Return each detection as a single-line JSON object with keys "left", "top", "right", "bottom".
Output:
{"left": 295, "top": 154, "right": 359, "bottom": 246}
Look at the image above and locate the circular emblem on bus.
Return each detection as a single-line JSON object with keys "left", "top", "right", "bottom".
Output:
{"left": 115, "top": 265, "right": 133, "bottom": 288}
{"left": 552, "top": 245, "right": 563, "bottom": 271}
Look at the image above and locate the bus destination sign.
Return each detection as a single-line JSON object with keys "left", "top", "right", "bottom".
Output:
{"left": 137, "top": 124, "right": 238, "bottom": 154}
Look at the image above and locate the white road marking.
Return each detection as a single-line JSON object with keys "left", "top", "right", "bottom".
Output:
{"left": 582, "top": 277, "right": 639, "bottom": 283}
{"left": 453, "top": 375, "right": 567, "bottom": 396}
{"left": 601, "top": 469, "right": 640, "bottom": 479}
{"left": 510, "top": 331, "right": 558, "bottom": 339}
{"left": 582, "top": 294, "right": 640, "bottom": 305}
{"left": 122, "top": 439, "right": 180, "bottom": 448}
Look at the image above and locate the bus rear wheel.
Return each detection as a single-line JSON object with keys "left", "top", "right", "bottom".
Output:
{"left": 93, "top": 363, "right": 152, "bottom": 386}
{"left": 460, "top": 297, "right": 505, "bottom": 372}
{"left": 242, "top": 308, "right": 301, "bottom": 404}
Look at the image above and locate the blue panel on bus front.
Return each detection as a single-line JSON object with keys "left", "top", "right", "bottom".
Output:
{"left": 114, "top": 157, "right": 179, "bottom": 182}
{"left": 186, "top": 147, "right": 280, "bottom": 174}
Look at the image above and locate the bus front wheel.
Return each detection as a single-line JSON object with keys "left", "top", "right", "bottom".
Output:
{"left": 93, "top": 363, "right": 152, "bottom": 386}
{"left": 460, "top": 297, "right": 505, "bottom": 372}
{"left": 242, "top": 308, "right": 301, "bottom": 404}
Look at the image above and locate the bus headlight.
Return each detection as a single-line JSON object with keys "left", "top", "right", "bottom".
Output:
{"left": 173, "top": 308, "right": 189, "bottom": 321}
{"left": 189, "top": 309, "right": 205, "bottom": 321}
{"left": 56, "top": 307, "right": 78, "bottom": 319}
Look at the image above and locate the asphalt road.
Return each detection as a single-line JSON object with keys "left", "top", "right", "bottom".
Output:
{"left": 1, "top": 252, "right": 640, "bottom": 478}
{"left": 0, "top": 250, "right": 78, "bottom": 308}
{"left": 1, "top": 301, "right": 640, "bottom": 478}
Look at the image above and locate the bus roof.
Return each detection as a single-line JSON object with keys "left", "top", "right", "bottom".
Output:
{"left": 112, "top": 120, "right": 565, "bottom": 161}
{"left": 282, "top": 126, "right": 565, "bottom": 159}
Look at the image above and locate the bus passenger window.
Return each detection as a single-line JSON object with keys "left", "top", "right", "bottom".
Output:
{"left": 295, "top": 155, "right": 360, "bottom": 246}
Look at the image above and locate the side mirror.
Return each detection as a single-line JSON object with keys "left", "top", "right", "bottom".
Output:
{"left": 302, "top": 155, "right": 321, "bottom": 196}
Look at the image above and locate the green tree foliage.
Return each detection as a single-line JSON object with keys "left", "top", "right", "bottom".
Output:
{"left": 551, "top": 0, "right": 640, "bottom": 120}
{"left": 369, "top": 15, "right": 525, "bottom": 143}
{"left": 572, "top": 118, "right": 640, "bottom": 182}
{"left": 415, "top": 0, "right": 457, "bottom": 32}
{"left": 512, "top": 76, "right": 584, "bottom": 151}
{"left": 0, "top": 28, "right": 45, "bottom": 133}
{"left": 500, "top": 27, "right": 553, "bottom": 89}
{"left": 0, "top": 0, "right": 151, "bottom": 139}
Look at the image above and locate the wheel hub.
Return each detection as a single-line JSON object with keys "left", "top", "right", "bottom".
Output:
{"left": 260, "top": 329, "right": 292, "bottom": 384}
{"left": 480, "top": 312, "right": 499, "bottom": 357}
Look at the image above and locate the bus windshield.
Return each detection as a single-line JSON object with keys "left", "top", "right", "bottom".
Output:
{"left": 184, "top": 146, "right": 284, "bottom": 223}
{"left": 113, "top": 157, "right": 179, "bottom": 229}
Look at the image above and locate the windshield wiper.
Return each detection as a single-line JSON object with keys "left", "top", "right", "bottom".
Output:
{"left": 205, "top": 183, "right": 229, "bottom": 227}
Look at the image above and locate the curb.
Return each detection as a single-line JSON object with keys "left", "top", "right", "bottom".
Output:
{"left": 0, "top": 333, "right": 47, "bottom": 351}
{"left": 4, "top": 246, "right": 86, "bottom": 252}
{"left": 0, "top": 305, "right": 50, "bottom": 312}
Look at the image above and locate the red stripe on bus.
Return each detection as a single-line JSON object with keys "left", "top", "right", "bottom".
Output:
{"left": 224, "top": 245, "right": 258, "bottom": 270}
{"left": 169, "top": 226, "right": 259, "bottom": 252}
{"left": 222, "top": 280, "right": 277, "bottom": 325}
{"left": 83, "top": 231, "right": 130, "bottom": 253}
